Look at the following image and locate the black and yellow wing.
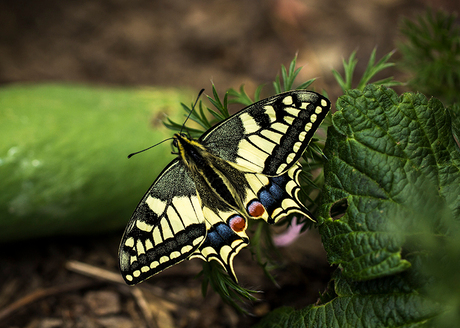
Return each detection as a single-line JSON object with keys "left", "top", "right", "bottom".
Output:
{"left": 200, "top": 90, "right": 330, "bottom": 175}
{"left": 119, "top": 159, "right": 206, "bottom": 284}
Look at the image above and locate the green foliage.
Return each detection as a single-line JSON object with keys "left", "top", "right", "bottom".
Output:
{"left": 450, "top": 103, "right": 460, "bottom": 144}
{"left": 249, "top": 220, "right": 281, "bottom": 287}
{"left": 227, "top": 84, "right": 265, "bottom": 106}
{"left": 252, "top": 39, "right": 460, "bottom": 325}
{"left": 398, "top": 8, "right": 460, "bottom": 104}
{"left": 163, "top": 101, "right": 212, "bottom": 137}
{"left": 332, "top": 48, "right": 401, "bottom": 92}
{"left": 163, "top": 85, "right": 229, "bottom": 138}
{"left": 256, "top": 288, "right": 441, "bottom": 328}
{"left": 256, "top": 85, "right": 460, "bottom": 327}
{"left": 272, "top": 54, "right": 316, "bottom": 93}
{"left": 206, "top": 85, "right": 230, "bottom": 120}
{"left": 320, "top": 85, "right": 460, "bottom": 277}
{"left": 200, "top": 261, "right": 259, "bottom": 314}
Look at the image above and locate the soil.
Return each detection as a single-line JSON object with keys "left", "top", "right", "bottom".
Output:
{"left": 1, "top": 0, "right": 459, "bottom": 327}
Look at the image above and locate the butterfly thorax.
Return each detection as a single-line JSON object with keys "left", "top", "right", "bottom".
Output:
{"left": 173, "top": 133, "right": 208, "bottom": 170}
{"left": 173, "top": 133, "right": 259, "bottom": 226}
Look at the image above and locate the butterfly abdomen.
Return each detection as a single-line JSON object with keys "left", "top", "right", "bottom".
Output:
{"left": 174, "top": 133, "right": 244, "bottom": 210}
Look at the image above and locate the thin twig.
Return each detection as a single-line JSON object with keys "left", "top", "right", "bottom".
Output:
{"left": 130, "top": 288, "right": 158, "bottom": 328}
{"left": 65, "top": 260, "right": 124, "bottom": 284}
{"left": 66, "top": 260, "right": 180, "bottom": 328}
{"left": 66, "top": 260, "right": 187, "bottom": 305}
{"left": 0, "top": 280, "right": 97, "bottom": 322}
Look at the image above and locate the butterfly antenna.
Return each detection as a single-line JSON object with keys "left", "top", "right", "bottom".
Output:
{"left": 180, "top": 88, "right": 205, "bottom": 135}
{"left": 127, "top": 138, "right": 174, "bottom": 158}
{"left": 129, "top": 90, "right": 204, "bottom": 159}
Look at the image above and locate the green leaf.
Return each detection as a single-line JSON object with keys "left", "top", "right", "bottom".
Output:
{"left": 255, "top": 291, "right": 441, "bottom": 328}
{"left": 256, "top": 258, "right": 443, "bottom": 326}
{"left": 449, "top": 103, "right": 460, "bottom": 145}
{"left": 249, "top": 221, "right": 280, "bottom": 287}
{"left": 273, "top": 55, "right": 311, "bottom": 92}
{"left": 165, "top": 85, "right": 232, "bottom": 138}
{"left": 254, "top": 84, "right": 264, "bottom": 102}
{"left": 357, "top": 49, "right": 397, "bottom": 89}
{"left": 319, "top": 85, "right": 460, "bottom": 281}
{"left": 296, "top": 78, "right": 316, "bottom": 91}
{"left": 332, "top": 49, "right": 401, "bottom": 92}
{"left": 207, "top": 84, "right": 230, "bottom": 118}
{"left": 163, "top": 117, "right": 205, "bottom": 137}
{"left": 227, "top": 85, "right": 255, "bottom": 106}
{"left": 186, "top": 102, "right": 213, "bottom": 131}
{"left": 332, "top": 50, "right": 357, "bottom": 92}
{"left": 256, "top": 253, "right": 445, "bottom": 328}
{"left": 253, "top": 307, "right": 303, "bottom": 328}
{"left": 255, "top": 85, "right": 460, "bottom": 327}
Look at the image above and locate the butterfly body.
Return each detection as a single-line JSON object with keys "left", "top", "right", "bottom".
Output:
{"left": 119, "top": 90, "right": 330, "bottom": 285}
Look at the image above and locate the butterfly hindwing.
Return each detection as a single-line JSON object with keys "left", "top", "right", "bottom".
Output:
{"left": 188, "top": 162, "right": 310, "bottom": 280}
{"left": 247, "top": 162, "right": 311, "bottom": 224}
{"left": 190, "top": 208, "right": 249, "bottom": 281}
{"left": 200, "top": 90, "right": 330, "bottom": 176}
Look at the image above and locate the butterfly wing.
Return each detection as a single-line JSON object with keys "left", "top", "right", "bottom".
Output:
{"left": 119, "top": 159, "right": 207, "bottom": 285}
{"left": 199, "top": 90, "right": 330, "bottom": 176}
{"left": 245, "top": 162, "right": 310, "bottom": 224}
{"left": 190, "top": 206, "right": 249, "bottom": 282}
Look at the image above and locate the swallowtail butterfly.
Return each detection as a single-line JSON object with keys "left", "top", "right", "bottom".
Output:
{"left": 119, "top": 90, "right": 330, "bottom": 285}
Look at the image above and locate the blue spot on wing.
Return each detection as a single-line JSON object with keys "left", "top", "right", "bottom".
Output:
{"left": 269, "top": 178, "right": 285, "bottom": 198}
{"left": 258, "top": 173, "right": 291, "bottom": 223}
{"left": 206, "top": 223, "right": 235, "bottom": 248}
{"left": 259, "top": 189, "right": 277, "bottom": 211}
{"left": 260, "top": 175, "right": 288, "bottom": 203}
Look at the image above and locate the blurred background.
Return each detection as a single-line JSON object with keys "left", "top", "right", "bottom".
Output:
{"left": 1, "top": 0, "right": 459, "bottom": 327}
{"left": 4, "top": 0, "right": 458, "bottom": 97}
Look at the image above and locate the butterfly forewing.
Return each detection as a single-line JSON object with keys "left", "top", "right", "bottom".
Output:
{"left": 200, "top": 90, "right": 330, "bottom": 176}
{"left": 119, "top": 159, "right": 207, "bottom": 285}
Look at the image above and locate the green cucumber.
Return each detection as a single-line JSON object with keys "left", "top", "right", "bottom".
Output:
{"left": 0, "top": 84, "right": 190, "bottom": 242}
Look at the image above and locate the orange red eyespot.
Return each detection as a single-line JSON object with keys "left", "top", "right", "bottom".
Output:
{"left": 247, "top": 200, "right": 265, "bottom": 218}
{"left": 228, "top": 215, "right": 246, "bottom": 232}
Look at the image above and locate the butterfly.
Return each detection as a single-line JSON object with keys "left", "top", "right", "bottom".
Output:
{"left": 119, "top": 90, "right": 330, "bottom": 285}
